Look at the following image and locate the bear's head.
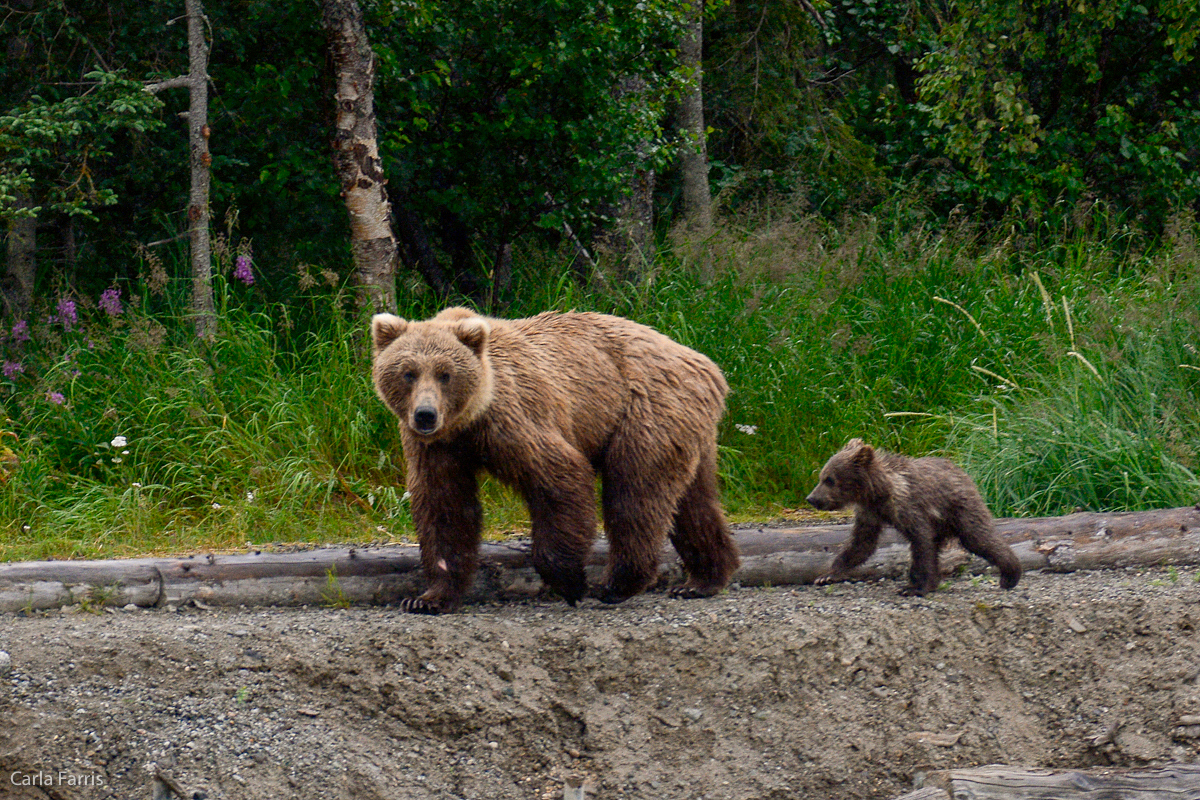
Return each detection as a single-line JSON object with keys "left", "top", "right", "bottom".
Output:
{"left": 805, "top": 438, "right": 877, "bottom": 511}
{"left": 371, "top": 308, "right": 494, "bottom": 440}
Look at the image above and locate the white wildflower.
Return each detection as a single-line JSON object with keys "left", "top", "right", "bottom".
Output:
{"left": 111, "top": 435, "right": 127, "bottom": 448}
{"left": 735, "top": 424, "right": 758, "bottom": 435}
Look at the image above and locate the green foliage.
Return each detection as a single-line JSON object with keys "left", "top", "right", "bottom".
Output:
{"left": 0, "top": 71, "right": 164, "bottom": 222}
{"left": 917, "top": 0, "right": 1200, "bottom": 221}
{"left": 371, "top": 0, "right": 692, "bottom": 288}
{"left": 3, "top": 207, "right": 1198, "bottom": 560}
{"left": 703, "top": 0, "right": 889, "bottom": 214}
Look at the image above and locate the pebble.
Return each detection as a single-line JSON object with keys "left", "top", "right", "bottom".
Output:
{"left": 0, "top": 650, "right": 10, "bottom": 676}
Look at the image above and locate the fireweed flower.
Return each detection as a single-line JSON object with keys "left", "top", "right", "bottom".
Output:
{"left": 2, "top": 361, "right": 24, "bottom": 379}
{"left": 46, "top": 391, "right": 65, "bottom": 405}
{"left": 98, "top": 288, "right": 123, "bottom": 316}
{"left": 56, "top": 298, "right": 78, "bottom": 331}
{"left": 233, "top": 253, "right": 254, "bottom": 286}
{"left": 11, "top": 320, "right": 29, "bottom": 342}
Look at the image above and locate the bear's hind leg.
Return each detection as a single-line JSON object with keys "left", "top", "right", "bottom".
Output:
{"left": 669, "top": 443, "right": 739, "bottom": 598}
{"left": 598, "top": 458, "right": 692, "bottom": 604}
{"left": 522, "top": 441, "right": 599, "bottom": 607}
{"left": 956, "top": 513, "right": 1022, "bottom": 590}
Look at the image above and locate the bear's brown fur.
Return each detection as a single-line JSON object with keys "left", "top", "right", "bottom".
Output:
{"left": 805, "top": 438, "right": 1021, "bottom": 596}
{"left": 371, "top": 307, "right": 741, "bottom": 613}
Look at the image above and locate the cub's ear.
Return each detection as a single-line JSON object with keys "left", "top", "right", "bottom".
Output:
{"left": 371, "top": 314, "right": 408, "bottom": 355}
{"left": 842, "top": 437, "right": 866, "bottom": 452}
{"left": 851, "top": 441, "right": 875, "bottom": 465}
{"left": 454, "top": 316, "right": 490, "bottom": 355}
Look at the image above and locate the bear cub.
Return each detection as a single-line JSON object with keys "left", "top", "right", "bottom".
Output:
{"left": 805, "top": 438, "right": 1021, "bottom": 596}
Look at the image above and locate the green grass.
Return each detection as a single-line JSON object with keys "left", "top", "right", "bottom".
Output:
{"left": 1, "top": 206, "right": 1198, "bottom": 560}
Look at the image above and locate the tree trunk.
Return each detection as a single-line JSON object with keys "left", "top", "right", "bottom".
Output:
{"left": 677, "top": 0, "right": 715, "bottom": 280}
{"left": 144, "top": 2, "right": 215, "bottom": 338}
{"left": 595, "top": 77, "right": 656, "bottom": 284}
{"left": 678, "top": 0, "right": 712, "bottom": 232}
{"left": 393, "top": 201, "right": 451, "bottom": 296}
{"left": 321, "top": 0, "right": 398, "bottom": 313}
{"left": 2, "top": 191, "right": 37, "bottom": 318}
{"left": 185, "top": 0, "right": 215, "bottom": 340}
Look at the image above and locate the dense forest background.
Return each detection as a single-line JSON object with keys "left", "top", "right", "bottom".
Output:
{"left": 1, "top": 0, "right": 1198, "bottom": 559}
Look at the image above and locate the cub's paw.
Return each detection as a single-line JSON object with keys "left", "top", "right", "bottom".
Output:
{"left": 596, "top": 587, "right": 635, "bottom": 605}
{"left": 398, "top": 597, "right": 443, "bottom": 615}
{"left": 813, "top": 573, "right": 840, "bottom": 586}
{"left": 897, "top": 585, "right": 930, "bottom": 598}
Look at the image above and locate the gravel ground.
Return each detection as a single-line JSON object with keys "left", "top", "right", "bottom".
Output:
{"left": 2, "top": 566, "right": 1199, "bottom": 800}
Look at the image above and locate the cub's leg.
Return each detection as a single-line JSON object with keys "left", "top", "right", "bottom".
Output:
{"left": 815, "top": 513, "right": 884, "bottom": 586}
{"left": 955, "top": 511, "right": 1022, "bottom": 590}
{"left": 897, "top": 520, "right": 940, "bottom": 596}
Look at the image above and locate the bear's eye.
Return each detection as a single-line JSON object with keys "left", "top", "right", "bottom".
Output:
{"left": 823, "top": 476, "right": 835, "bottom": 487}
{"left": 438, "top": 372, "right": 451, "bottom": 385}
{"left": 402, "top": 371, "right": 417, "bottom": 384}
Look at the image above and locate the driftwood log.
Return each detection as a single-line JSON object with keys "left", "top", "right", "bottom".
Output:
{"left": 2, "top": 505, "right": 1199, "bottom": 613}
{"left": 893, "top": 763, "right": 1200, "bottom": 799}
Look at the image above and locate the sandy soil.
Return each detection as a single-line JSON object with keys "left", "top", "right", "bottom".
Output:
{"left": 2, "top": 566, "right": 1199, "bottom": 800}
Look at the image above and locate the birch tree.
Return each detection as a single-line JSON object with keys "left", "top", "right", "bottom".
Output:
{"left": 321, "top": 0, "right": 398, "bottom": 313}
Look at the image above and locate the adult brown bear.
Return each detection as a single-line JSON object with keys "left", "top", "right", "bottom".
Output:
{"left": 371, "top": 307, "right": 740, "bottom": 614}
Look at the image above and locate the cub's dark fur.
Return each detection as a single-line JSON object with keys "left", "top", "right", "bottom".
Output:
{"left": 805, "top": 438, "right": 1021, "bottom": 596}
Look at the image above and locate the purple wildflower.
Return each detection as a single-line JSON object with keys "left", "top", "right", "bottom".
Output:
{"left": 2, "top": 361, "right": 24, "bottom": 379}
{"left": 233, "top": 253, "right": 254, "bottom": 286}
{"left": 11, "top": 320, "right": 30, "bottom": 343}
{"left": 98, "top": 288, "right": 123, "bottom": 317}
{"left": 46, "top": 391, "right": 65, "bottom": 405}
{"left": 57, "top": 298, "right": 78, "bottom": 331}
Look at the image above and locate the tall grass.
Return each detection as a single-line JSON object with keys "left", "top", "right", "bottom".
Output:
{"left": 2, "top": 206, "right": 1197, "bottom": 560}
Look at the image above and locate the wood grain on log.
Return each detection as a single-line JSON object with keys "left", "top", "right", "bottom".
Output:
{"left": 2, "top": 506, "right": 1199, "bottom": 612}
{"left": 892, "top": 763, "right": 1200, "bottom": 799}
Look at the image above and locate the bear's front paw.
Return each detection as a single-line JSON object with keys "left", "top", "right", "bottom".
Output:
{"left": 897, "top": 585, "right": 929, "bottom": 597}
{"left": 813, "top": 573, "right": 840, "bottom": 586}
{"left": 669, "top": 583, "right": 722, "bottom": 599}
{"left": 398, "top": 597, "right": 443, "bottom": 615}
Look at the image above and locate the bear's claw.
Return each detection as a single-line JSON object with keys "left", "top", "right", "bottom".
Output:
{"left": 399, "top": 597, "right": 442, "bottom": 615}
{"left": 668, "top": 584, "right": 721, "bottom": 599}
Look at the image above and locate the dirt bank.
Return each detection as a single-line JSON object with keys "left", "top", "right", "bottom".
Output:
{"left": 2, "top": 567, "right": 1199, "bottom": 799}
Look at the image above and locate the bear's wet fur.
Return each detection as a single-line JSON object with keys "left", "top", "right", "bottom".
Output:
{"left": 805, "top": 438, "right": 1021, "bottom": 596}
{"left": 372, "top": 307, "right": 741, "bottom": 613}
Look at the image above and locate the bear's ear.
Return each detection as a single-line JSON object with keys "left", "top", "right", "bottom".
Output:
{"left": 454, "top": 316, "right": 490, "bottom": 355}
{"left": 371, "top": 314, "right": 408, "bottom": 355}
{"left": 842, "top": 437, "right": 866, "bottom": 452}
{"left": 851, "top": 441, "right": 875, "bottom": 466}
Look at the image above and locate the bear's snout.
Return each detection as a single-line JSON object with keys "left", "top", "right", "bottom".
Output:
{"left": 806, "top": 490, "right": 832, "bottom": 511}
{"left": 412, "top": 406, "right": 440, "bottom": 434}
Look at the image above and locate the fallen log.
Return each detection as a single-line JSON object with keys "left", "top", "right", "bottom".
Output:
{"left": 892, "top": 763, "right": 1200, "bottom": 799}
{"left": 1, "top": 505, "right": 1198, "bottom": 612}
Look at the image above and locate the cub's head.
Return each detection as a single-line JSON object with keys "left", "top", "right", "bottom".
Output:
{"left": 805, "top": 438, "right": 876, "bottom": 511}
{"left": 370, "top": 308, "right": 493, "bottom": 440}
